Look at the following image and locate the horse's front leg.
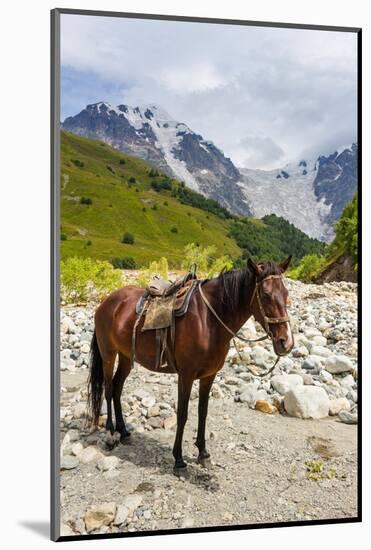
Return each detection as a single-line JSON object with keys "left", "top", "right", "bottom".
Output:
{"left": 173, "top": 374, "right": 194, "bottom": 470}
{"left": 195, "top": 374, "right": 215, "bottom": 463}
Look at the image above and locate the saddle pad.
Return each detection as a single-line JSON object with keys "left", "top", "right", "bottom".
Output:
{"left": 141, "top": 294, "right": 176, "bottom": 331}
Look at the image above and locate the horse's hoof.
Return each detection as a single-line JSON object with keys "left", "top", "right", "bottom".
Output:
{"left": 173, "top": 460, "right": 187, "bottom": 474}
{"left": 197, "top": 456, "right": 212, "bottom": 469}
{"left": 120, "top": 431, "right": 131, "bottom": 444}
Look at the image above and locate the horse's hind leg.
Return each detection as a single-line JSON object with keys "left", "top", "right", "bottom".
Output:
{"left": 113, "top": 353, "right": 132, "bottom": 442}
{"left": 196, "top": 374, "right": 215, "bottom": 463}
{"left": 102, "top": 353, "right": 116, "bottom": 438}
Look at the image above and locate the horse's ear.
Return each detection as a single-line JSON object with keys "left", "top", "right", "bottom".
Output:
{"left": 247, "top": 258, "right": 260, "bottom": 276}
{"left": 279, "top": 255, "right": 292, "bottom": 273}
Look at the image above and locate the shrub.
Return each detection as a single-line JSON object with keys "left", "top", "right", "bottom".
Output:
{"left": 111, "top": 256, "right": 137, "bottom": 269}
{"left": 136, "top": 257, "right": 169, "bottom": 287}
{"left": 106, "top": 165, "right": 115, "bottom": 174}
{"left": 119, "top": 159, "right": 126, "bottom": 165}
{"left": 289, "top": 254, "right": 327, "bottom": 283}
{"left": 129, "top": 176, "right": 136, "bottom": 184}
{"left": 122, "top": 232, "right": 135, "bottom": 244}
{"left": 80, "top": 196, "right": 92, "bottom": 205}
{"left": 86, "top": 240, "right": 92, "bottom": 246}
{"left": 142, "top": 207, "right": 147, "bottom": 212}
{"left": 61, "top": 233, "right": 67, "bottom": 241}
{"left": 181, "top": 243, "right": 232, "bottom": 277}
{"left": 60, "top": 257, "right": 122, "bottom": 303}
{"left": 71, "top": 159, "right": 84, "bottom": 168}
{"left": 170, "top": 226, "right": 178, "bottom": 233}
{"left": 152, "top": 204, "right": 157, "bottom": 211}
{"left": 163, "top": 201, "right": 168, "bottom": 206}
{"left": 151, "top": 179, "right": 172, "bottom": 192}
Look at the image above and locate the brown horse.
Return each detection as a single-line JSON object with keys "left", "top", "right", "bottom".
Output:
{"left": 87, "top": 257, "right": 294, "bottom": 470}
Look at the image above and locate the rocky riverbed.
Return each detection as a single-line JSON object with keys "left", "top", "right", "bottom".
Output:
{"left": 59, "top": 279, "right": 358, "bottom": 537}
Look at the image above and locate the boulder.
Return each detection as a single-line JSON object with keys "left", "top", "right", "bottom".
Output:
{"left": 97, "top": 456, "right": 120, "bottom": 472}
{"left": 271, "top": 374, "right": 303, "bottom": 396}
{"left": 79, "top": 446, "right": 104, "bottom": 464}
{"left": 61, "top": 456, "right": 79, "bottom": 470}
{"left": 255, "top": 400, "right": 277, "bottom": 414}
{"left": 284, "top": 386, "right": 330, "bottom": 419}
{"left": 236, "top": 383, "right": 266, "bottom": 407}
{"left": 84, "top": 502, "right": 116, "bottom": 532}
{"left": 113, "top": 494, "right": 143, "bottom": 526}
{"left": 324, "top": 355, "right": 353, "bottom": 374}
{"left": 310, "top": 346, "right": 332, "bottom": 358}
{"left": 329, "top": 398, "right": 351, "bottom": 416}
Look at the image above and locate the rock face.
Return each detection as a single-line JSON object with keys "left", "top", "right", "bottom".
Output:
{"left": 313, "top": 144, "right": 358, "bottom": 227}
{"left": 62, "top": 102, "right": 251, "bottom": 216}
{"left": 284, "top": 386, "right": 330, "bottom": 419}
{"left": 239, "top": 144, "right": 357, "bottom": 241}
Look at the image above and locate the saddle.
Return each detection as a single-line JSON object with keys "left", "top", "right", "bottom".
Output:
{"left": 133, "top": 270, "right": 199, "bottom": 370}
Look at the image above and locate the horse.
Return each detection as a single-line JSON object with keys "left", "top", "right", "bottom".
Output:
{"left": 87, "top": 256, "right": 294, "bottom": 470}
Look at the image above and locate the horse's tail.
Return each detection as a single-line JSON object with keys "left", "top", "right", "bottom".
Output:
{"left": 87, "top": 330, "right": 104, "bottom": 427}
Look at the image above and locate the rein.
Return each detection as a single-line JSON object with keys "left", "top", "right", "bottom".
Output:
{"left": 198, "top": 274, "right": 290, "bottom": 378}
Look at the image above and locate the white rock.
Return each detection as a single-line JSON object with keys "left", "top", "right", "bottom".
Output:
{"left": 292, "top": 346, "right": 309, "bottom": 358}
{"left": 114, "top": 494, "right": 143, "bottom": 526}
{"left": 329, "top": 398, "right": 351, "bottom": 416}
{"left": 310, "top": 346, "right": 332, "bottom": 358}
{"left": 319, "top": 369, "right": 333, "bottom": 383}
{"left": 284, "top": 386, "right": 330, "bottom": 419}
{"left": 325, "top": 355, "right": 354, "bottom": 374}
{"left": 271, "top": 374, "right": 303, "bottom": 396}
{"left": 97, "top": 456, "right": 120, "bottom": 472}
{"left": 79, "top": 446, "right": 104, "bottom": 464}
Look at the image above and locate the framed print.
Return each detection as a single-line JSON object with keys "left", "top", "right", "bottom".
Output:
{"left": 51, "top": 8, "right": 361, "bottom": 541}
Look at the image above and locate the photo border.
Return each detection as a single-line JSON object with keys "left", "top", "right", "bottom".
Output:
{"left": 51, "top": 8, "right": 362, "bottom": 542}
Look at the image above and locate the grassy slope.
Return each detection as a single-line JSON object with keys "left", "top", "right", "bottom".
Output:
{"left": 60, "top": 131, "right": 240, "bottom": 266}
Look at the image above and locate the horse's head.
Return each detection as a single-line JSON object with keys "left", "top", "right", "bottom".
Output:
{"left": 247, "top": 256, "right": 294, "bottom": 356}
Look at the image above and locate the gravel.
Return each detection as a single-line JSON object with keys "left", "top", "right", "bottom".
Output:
{"left": 59, "top": 278, "right": 358, "bottom": 535}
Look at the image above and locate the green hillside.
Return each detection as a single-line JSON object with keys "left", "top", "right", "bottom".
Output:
{"left": 60, "top": 131, "right": 240, "bottom": 266}
{"left": 60, "top": 131, "right": 327, "bottom": 269}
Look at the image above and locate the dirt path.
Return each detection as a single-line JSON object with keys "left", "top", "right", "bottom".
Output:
{"left": 60, "top": 365, "right": 357, "bottom": 534}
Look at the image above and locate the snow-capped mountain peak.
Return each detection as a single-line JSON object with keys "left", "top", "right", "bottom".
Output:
{"left": 62, "top": 102, "right": 251, "bottom": 215}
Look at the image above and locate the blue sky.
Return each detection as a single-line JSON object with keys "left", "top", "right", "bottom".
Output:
{"left": 61, "top": 14, "right": 357, "bottom": 169}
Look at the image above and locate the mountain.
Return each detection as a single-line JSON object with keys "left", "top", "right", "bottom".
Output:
{"left": 60, "top": 130, "right": 241, "bottom": 266}
{"left": 60, "top": 131, "right": 325, "bottom": 268}
{"left": 62, "top": 102, "right": 251, "bottom": 216}
{"left": 239, "top": 144, "right": 357, "bottom": 242}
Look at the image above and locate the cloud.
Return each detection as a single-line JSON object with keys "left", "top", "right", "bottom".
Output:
{"left": 61, "top": 14, "right": 357, "bottom": 169}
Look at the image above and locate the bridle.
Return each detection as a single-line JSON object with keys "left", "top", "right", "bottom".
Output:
{"left": 248, "top": 274, "right": 290, "bottom": 338}
{"left": 198, "top": 273, "right": 291, "bottom": 377}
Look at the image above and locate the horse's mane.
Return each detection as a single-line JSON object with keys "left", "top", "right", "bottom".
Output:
{"left": 217, "top": 261, "right": 281, "bottom": 314}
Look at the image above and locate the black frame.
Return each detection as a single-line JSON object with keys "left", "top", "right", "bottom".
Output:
{"left": 51, "top": 7, "right": 362, "bottom": 542}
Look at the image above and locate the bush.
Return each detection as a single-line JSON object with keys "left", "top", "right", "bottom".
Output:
{"left": 181, "top": 243, "right": 233, "bottom": 277}
{"left": 119, "top": 159, "right": 126, "bottom": 165}
{"left": 60, "top": 257, "right": 122, "bottom": 303}
{"left": 136, "top": 257, "right": 169, "bottom": 288}
{"left": 170, "top": 226, "right": 178, "bottom": 233}
{"left": 111, "top": 256, "right": 137, "bottom": 269}
{"left": 129, "top": 176, "right": 136, "bottom": 184}
{"left": 80, "top": 196, "right": 92, "bottom": 205}
{"left": 152, "top": 204, "right": 157, "bottom": 211}
{"left": 106, "top": 165, "right": 115, "bottom": 174}
{"left": 71, "top": 159, "right": 84, "bottom": 168}
{"left": 289, "top": 254, "right": 327, "bottom": 283}
{"left": 142, "top": 207, "right": 147, "bottom": 212}
{"left": 122, "top": 232, "right": 135, "bottom": 244}
{"left": 61, "top": 233, "right": 67, "bottom": 241}
{"left": 151, "top": 179, "right": 172, "bottom": 192}
{"left": 148, "top": 168, "right": 159, "bottom": 177}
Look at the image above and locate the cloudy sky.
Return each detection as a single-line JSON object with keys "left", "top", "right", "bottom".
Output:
{"left": 61, "top": 14, "right": 357, "bottom": 170}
